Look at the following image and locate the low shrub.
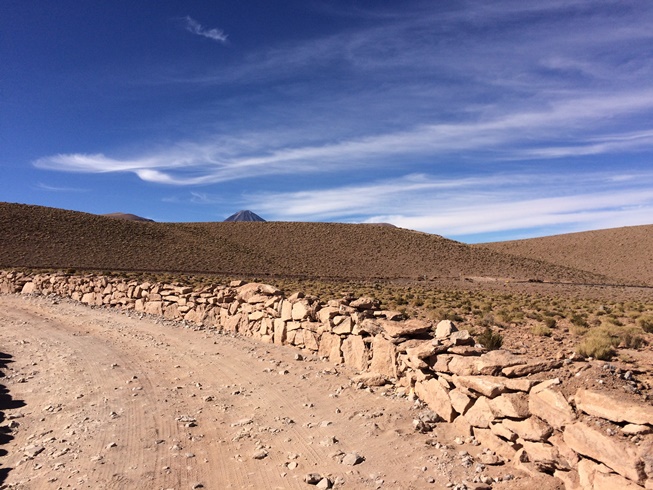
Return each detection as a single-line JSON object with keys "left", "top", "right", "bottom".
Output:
{"left": 526, "top": 311, "right": 543, "bottom": 321}
{"left": 637, "top": 315, "right": 653, "bottom": 333}
{"left": 614, "top": 326, "right": 645, "bottom": 349}
{"left": 604, "top": 315, "right": 624, "bottom": 327}
{"left": 570, "top": 324, "right": 589, "bottom": 336}
{"left": 479, "top": 313, "right": 495, "bottom": 327}
{"left": 431, "top": 309, "right": 464, "bottom": 322}
{"left": 576, "top": 329, "right": 617, "bottom": 360}
{"left": 531, "top": 324, "right": 552, "bottom": 337}
{"left": 570, "top": 314, "right": 588, "bottom": 328}
{"left": 543, "top": 316, "right": 557, "bottom": 329}
{"left": 476, "top": 327, "right": 503, "bottom": 351}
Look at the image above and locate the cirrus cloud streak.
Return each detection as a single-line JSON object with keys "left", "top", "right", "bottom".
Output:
{"left": 184, "top": 16, "right": 228, "bottom": 44}
{"left": 33, "top": 89, "right": 653, "bottom": 186}
{"left": 239, "top": 171, "right": 653, "bottom": 240}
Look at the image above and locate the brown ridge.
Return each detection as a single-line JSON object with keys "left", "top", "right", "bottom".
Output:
{"left": 102, "top": 212, "right": 155, "bottom": 222}
{"left": 0, "top": 202, "right": 620, "bottom": 284}
{"left": 477, "top": 225, "right": 653, "bottom": 287}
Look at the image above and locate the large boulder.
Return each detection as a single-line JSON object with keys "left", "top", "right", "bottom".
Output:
{"left": 449, "top": 388, "right": 474, "bottom": 416}
{"left": 341, "top": 335, "right": 367, "bottom": 371}
{"left": 405, "top": 340, "right": 441, "bottom": 360}
{"left": 435, "top": 320, "right": 457, "bottom": 338}
{"left": 144, "top": 300, "right": 163, "bottom": 316}
{"left": 473, "top": 427, "right": 518, "bottom": 461}
{"left": 292, "top": 301, "right": 311, "bottom": 321}
{"left": 564, "top": 421, "right": 646, "bottom": 484}
{"left": 81, "top": 292, "right": 96, "bottom": 305}
{"left": 273, "top": 319, "right": 286, "bottom": 344}
{"left": 488, "top": 392, "right": 530, "bottom": 419}
{"left": 317, "top": 306, "right": 339, "bottom": 324}
{"left": 463, "top": 396, "right": 496, "bottom": 428}
{"left": 415, "top": 378, "right": 456, "bottom": 422}
{"left": 377, "top": 319, "right": 432, "bottom": 338}
{"left": 236, "top": 283, "right": 280, "bottom": 302}
{"left": 528, "top": 388, "right": 575, "bottom": 431}
{"left": 575, "top": 389, "right": 653, "bottom": 426}
{"left": 318, "top": 332, "right": 342, "bottom": 364}
{"left": 349, "top": 297, "right": 379, "bottom": 310}
{"left": 454, "top": 375, "right": 506, "bottom": 398}
{"left": 332, "top": 316, "right": 353, "bottom": 335}
{"left": 448, "top": 350, "right": 526, "bottom": 376}
{"left": 501, "top": 359, "right": 563, "bottom": 377}
{"left": 452, "top": 375, "right": 532, "bottom": 398}
{"left": 369, "top": 335, "right": 397, "bottom": 378}
{"left": 301, "top": 329, "right": 318, "bottom": 351}
{"left": 280, "top": 300, "right": 293, "bottom": 321}
{"left": 518, "top": 440, "right": 570, "bottom": 472}
{"left": 502, "top": 417, "right": 552, "bottom": 442}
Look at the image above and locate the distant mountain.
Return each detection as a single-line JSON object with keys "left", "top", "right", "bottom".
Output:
{"left": 102, "top": 212, "right": 154, "bottom": 223}
{"left": 224, "top": 210, "right": 266, "bottom": 222}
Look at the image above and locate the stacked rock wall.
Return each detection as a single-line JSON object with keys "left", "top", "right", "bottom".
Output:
{"left": 2, "top": 270, "right": 652, "bottom": 490}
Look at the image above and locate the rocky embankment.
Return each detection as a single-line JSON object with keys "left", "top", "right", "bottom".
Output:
{"left": 2, "top": 270, "right": 653, "bottom": 490}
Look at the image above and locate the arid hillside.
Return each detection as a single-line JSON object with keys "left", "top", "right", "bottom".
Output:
{"left": 0, "top": 202, "right": 613, "bottom": 284}
{"left": 478, "top": 225, "right": 653, "bottom": 286}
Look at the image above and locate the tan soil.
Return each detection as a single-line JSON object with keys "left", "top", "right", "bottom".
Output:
{"left": 0, "top": 294, "right": 566, "bottom": 490}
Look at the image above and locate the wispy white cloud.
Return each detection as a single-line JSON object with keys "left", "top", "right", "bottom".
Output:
{"left": 377, "top": 191, "right": 653, "bottom": 238}
{"left": 239, "top": 171, "right": 653, "bottom": 240}
{"left": 34, "top": 89, "right": 653, "bottom": 186}
{"left": 184, "top": 16, "right": 228, "bottom": 44}
{"left": 35, "top": 182, "right": 88, "bottom": 192}
{"left": 513, "top": 130, "right": 653, "bottom": 159}
{"left": 188, "top": 191, "right": 225, "bottom": 204}
{"left": 164, "top": 0, "right": 653, "bottom": 92}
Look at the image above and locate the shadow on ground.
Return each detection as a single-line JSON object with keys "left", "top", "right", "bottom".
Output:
{"left": 0, "top": 351, "right": 26, "bottom": 486}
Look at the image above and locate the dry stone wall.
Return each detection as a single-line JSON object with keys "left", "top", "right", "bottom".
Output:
{"left": 2, "top": 270, "right": 653, "bottom": 490}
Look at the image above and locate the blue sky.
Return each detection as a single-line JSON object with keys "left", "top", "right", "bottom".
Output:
{"left": 2, "top": 0, "right": 653, "bottom": 243}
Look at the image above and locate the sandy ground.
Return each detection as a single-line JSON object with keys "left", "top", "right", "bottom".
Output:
{"left": 0, "top": 294, "right": 558, "bottom": 490}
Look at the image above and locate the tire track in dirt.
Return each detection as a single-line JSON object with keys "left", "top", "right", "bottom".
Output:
{"left": 0, "top": 302, "right": 181, "bottom": 489}
{"left": 0, "top": 294, "right": 550, "bottom": 490}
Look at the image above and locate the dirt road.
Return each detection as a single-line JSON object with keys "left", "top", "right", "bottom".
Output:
{"left": 0, "top": 294, "right": 548, "bottom": 490}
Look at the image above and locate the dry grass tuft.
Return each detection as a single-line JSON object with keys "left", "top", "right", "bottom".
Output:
{"left": 531, "top": 324, "right": 553, "bottom": 337}
{"left": 637, "top": 315, "right": 653, "bottom": 333}
{"left": 476, "top": 327, "right": 504, "bottom": 350}
{"left": 576, "top": 329, "right": 617, "bottom": 360}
